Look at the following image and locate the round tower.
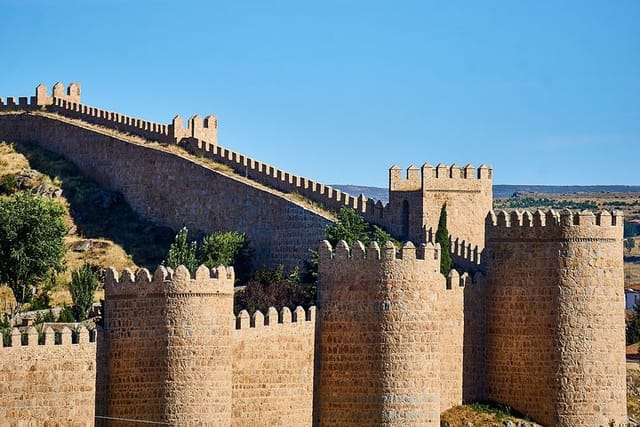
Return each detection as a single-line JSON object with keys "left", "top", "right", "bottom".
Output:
{"left": 164, "top": 264, "right": 235, "bottom": 423}
{"left": 104, "top": 264, "right": 235, "bottom": 425}
{"left": 317, "top": 240, "right": 443, "bottom": 426}
{"left": 485, "top": 209, "right": 626, "bottom": 426}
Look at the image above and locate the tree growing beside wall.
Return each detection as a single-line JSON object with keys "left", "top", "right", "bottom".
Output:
{"left": 0, "top": 192, "right": 66, "bottom": 312}
{"left": 166, "top": 227, "right": 198, "bottom": 273}
{"left": 325, "top": 207, "right": 395, "bottom": 247}
{"left": 436, "top": 203, "right": 452, "bottom": 275}
{"left": 69, "top": 262, "right": 99, "bottom": 321}
{"left": 165, "top": 228, "right": 252, "bottom": 282}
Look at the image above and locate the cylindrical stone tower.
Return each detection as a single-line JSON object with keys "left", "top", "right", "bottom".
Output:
{"left": 104, "top": 264, "right": 235, "bottom": 426}
{"left": 164, "top": 265, "right": 234, "bottom": 424}
{"left": 485, "top": 209, "right": 626, "bottom": 426}
{"left": 317, "top": 239, "right": 444, "bottom": 426}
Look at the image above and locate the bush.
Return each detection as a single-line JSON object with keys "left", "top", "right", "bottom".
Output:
{"left": 235, "top": 265, "right": 315, "bottom": 315}
{"left": 58, "top": 305, "right": 75, "bottom": 323}
{"left": 165, "top": 228, "right": 253, "bottom": 283}
{"left": 0, "top": 173, "right": 17, "bottom": 194}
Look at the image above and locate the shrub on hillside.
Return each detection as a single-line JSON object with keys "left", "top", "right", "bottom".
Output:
{"left": 69, "top": 263, "right": 99, "bottom": 321}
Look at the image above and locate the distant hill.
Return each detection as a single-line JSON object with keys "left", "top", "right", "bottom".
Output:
{"left": 332, "top": 184, "right": 640, "bottom": 203}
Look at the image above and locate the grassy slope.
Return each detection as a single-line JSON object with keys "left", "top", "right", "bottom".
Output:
{"left": 0, "top": 140, "right": 174, "bottom": 310}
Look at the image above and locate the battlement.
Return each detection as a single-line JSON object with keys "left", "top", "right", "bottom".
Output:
{"left": 181, "top": 138, "right": 373, "bottom": 216}
{"left": 389, "top": 163, "right": 492, "bottom": 191}
{"left": 318, "top": 239, "right": 441, "bottom": 263}
{"left": 234, "top": 305, "right": 316, "bottom": 330}
{"left": 0, "top": 83, "right": 217, "bottom": 146}
{"left": 0, "top": 324, "right": 95, "bottom": 349}
{"left": 104, "top": 264, "right": 234, "bottom": 296}
{"left": 486, "top": 209, "right": 623, "bottom": 241}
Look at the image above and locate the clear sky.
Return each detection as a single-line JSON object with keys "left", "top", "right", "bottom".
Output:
{"left": 1, "top": 0, "right": 638, "bottom": 187}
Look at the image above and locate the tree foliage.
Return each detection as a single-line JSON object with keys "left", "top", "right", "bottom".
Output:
{"left": 69, "top": 262, "right": 99, "bottom": 321}
{"left": 166, "top": 227, "right": 198, "bottom": 273}
{"left": 435, "top": 203, "right": 452, "bottom": 275}
{"left": 0, "top": 192, "right": 66, "bottom": 307}
{"left": 625, "top": 237, "right": 635, "bottom": 255}
{"left": 325, "top": 207, "right": 395, "bottom": 247}
{"left": 627, "top": 300, "right": 640, "bottom": 346}
{"left": 166, "top": 228, "right": 252, "bottom": 282}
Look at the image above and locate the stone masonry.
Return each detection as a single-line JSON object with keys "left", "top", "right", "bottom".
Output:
{"left": 0, "top": 84, "right": 627, "bottom": 426}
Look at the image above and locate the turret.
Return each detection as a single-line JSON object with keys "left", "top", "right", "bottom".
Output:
{"left": 484, "top": 209, "right": 626, "bottom": 426}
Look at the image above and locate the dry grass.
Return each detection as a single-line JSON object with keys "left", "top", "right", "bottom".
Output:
{"left": 0, "top": 141, "right": 154, "bottom": 314}
{"left": 629, "top": 369, "right": 640, "bottom": 420}
{"left": 0, "top": 141, "right": 29, "bottom": 174}
{"left": 441, "top": 403, "right": 535, "bottom": 426}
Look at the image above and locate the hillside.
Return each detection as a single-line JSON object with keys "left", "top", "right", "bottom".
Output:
{"left": 334, "top": 183, "right": 640, "bottom": 203}
{"left": 0, "top": 140, "right": 174, "bottom": 310}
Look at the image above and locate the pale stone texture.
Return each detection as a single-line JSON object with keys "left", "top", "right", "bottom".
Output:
{"left": 0, "top": 84, "right": 628, "bottom": 427}
{"left": 485, "top": 210, "right": 627, "bottom": 426}
{"left": 317, "top": 241, "right": 444, "bottom": 426}
{"left": 0, "top": 327, "right": 96, "bottom": 427}
{"left": 232, "top": 306, "right": 316, "bottom": 426}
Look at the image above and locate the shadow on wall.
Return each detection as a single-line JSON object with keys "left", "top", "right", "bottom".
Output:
{"left": 11, "top": 141, "right": 175, "bottom": 269}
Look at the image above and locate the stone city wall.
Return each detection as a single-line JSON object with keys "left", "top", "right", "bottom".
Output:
{"left": 386, "top": 163, "right": 493, "bottom": 250}
{"left": 317, "top": 240, "right": 446, "bottom": 426}
{"left": 485, "top": 209, "right": 627, "bottom": 426}
{"left": 0, "top": 83, "right": 217, "bottom": 146}
{"left": 0, "top": 112, "right": 331, "bottom": 268}
{"left": 232, "top": 306, "right": 316, "bottom": 426}
{"left": 0, "top": 325, "right": 97, "bottom": 427}
{"left": 104, "top": 265, "right": 236, "bottom": 426}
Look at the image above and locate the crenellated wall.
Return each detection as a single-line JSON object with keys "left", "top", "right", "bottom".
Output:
{"left": 316, "top": 239, "right": 474, "bottom": 426}
{"left": 104, "top": 264, "right": 235, "bottom": 425}
{"left": 0, "top": 83, "right": 628, "bottom": 427}
{"left": 0, "top": 325, "right": 97, "bottom": 427}
{"left": 0, "top": 83, "right": 217, "bottom": 146}
{"left": 0, "top": 112, "right": 331, "bottom": 269}
{"left": 232, "top": 306, "right": 316, "bottom": 426}
{"left": 386, "top": 163, "right": 493, "bottom": 251}
{"left": 485, "top": 208, "right": 627, "bottom": 426}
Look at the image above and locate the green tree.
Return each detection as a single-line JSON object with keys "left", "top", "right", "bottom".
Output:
{"left": 166, "top": 227, "right": 198, "bottom": 273}
{"left": 627, "top": 299, "right": 640, "bottom": 345}
{"left": 325, "top": 207, "right": 395, "bottom": 247}
{"left": 0, "top": 192, "right": 66, "bottom": 309}
{"left": 198, "top": 230, "right": 253, "bottom": 282}
{"left": 69, "top": 263, "right": 98, "bottom": 321}
{"left": 625, "top": 237, "right": 635, "bottom": 255}
{"left": 435, "top": 203, "right": 452, "bottom": 275}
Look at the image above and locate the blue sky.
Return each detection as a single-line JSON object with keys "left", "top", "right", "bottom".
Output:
{"left": 1, "top": 0, "right": 638, "bottom": 186}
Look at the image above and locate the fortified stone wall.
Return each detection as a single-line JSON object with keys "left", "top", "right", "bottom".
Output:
{"left": 0, "top": 325, "right": 97, "bottom": 427}
{"left": 485, "top": 209, "right": 627, "bottom": 426}
{"left": 317, "top": 239, "right": 473, "bottom": 426}
{"left": 386, "top": 163, "right": 493, "bottom": 252}
{"left": 0, "top": 112, "right": 331, "bottom": 268}
{"left": 0, "top": 83, "right": 217, "bottom": 146}
{"left": 104, "top": 265, "right": 235, "bottom": 426}
{"left": 232, "top": 306, "right": 316, "bottom": 426}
